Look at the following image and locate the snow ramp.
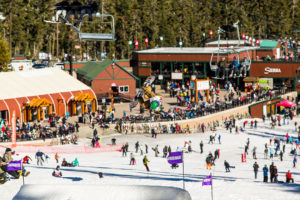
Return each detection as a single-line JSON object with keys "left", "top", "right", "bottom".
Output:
{"left": 13, "top": 184, "right": 192, "bottom": 200}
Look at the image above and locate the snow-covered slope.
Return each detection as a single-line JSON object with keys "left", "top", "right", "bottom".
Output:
{"left": 1, "top": 117, "right": 300, "bottom": 200}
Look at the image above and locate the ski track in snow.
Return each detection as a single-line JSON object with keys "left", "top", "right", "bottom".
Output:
{"left": 1, "top": 118, "right": 300, "bottom": 200}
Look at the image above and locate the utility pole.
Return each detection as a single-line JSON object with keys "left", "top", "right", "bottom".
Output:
{"left": 9, "top": 0, "right": 12, "bottom": 55}
{"left": 56, "top": 23, "right": 59, "bottom": 59}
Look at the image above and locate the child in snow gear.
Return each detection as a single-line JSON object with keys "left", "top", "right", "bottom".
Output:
{"left": 52, "top": 166, "right": 62, "bottom": 177}
{"left": 263, "top": 165, "right": 268, "bottom": 182}
{"left": 130, "top": 153, "right": 136, "bottom": 165}
{"left": 286, "top": 171, "right": 294, "bottom": 183}
{"left": 71, "top": 158, "right": 79, "bottom": 167}
{"left": 143, "top": 156, "right": 150, "bottom": 171}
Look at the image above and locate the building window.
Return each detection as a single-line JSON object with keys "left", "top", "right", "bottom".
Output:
{"left": 119, "top": 85, "right": 129, "bottom": 93}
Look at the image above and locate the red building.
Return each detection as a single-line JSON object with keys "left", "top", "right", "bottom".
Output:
{"left": 0, "top": 68, "right": 97, "bottom": 123}
{"left": 76, "top": 60, "right": 137, "bottom": 99}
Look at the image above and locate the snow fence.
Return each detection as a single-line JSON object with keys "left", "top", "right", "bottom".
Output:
{"left": 13, "top": 184, "right": 192, "bottom": 200}
{"left": 0, "top": 144, "right": 123, "bottom": 154}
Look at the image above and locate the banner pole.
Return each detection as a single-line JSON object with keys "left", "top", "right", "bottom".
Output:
{"left": 22, "top": 165, "right": 25, "bottom": 185}
{"left": 211, "top": 172, "right": 213, "bottom": 200}
{"left": 182, "top": 150, "right": 185, "bottom": 190}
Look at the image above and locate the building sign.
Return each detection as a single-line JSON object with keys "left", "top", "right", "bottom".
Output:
{"left": 258, "top": 78, "right": 273, "bottom": 89}
{"left": 158, "top": 75, "right": 163, "bottom": 80}
{"left": 197, "top": 80, "right": 210, "bottom": 90}
{"left": 264, "top": 67, "right": 281, "bottom": 75}
{"left": 171, "top": 72, "right": 183, "bottom": 80}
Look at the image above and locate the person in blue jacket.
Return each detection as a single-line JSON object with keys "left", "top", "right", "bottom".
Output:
{"left": 263, "top": 164, "right": 268, "bottom": 182}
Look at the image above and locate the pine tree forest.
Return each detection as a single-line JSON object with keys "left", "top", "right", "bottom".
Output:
{"left": 0, "top": 0, "right": 300, "bottom": 60}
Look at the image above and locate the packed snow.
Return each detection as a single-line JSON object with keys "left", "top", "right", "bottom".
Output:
{"left": 1, "top": 118, "right": 300, "bottom": 200}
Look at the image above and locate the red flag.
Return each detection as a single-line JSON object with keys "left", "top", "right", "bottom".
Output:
{"left": 144, "top": 38, "right": 149, "bottom": 47}
{"left": 256, "top": 40, "right": 260, "bottom": 46}
{"left": 209, "top": 30, "right": 213, "bottom": 38}
{"left": 249, "top": 37, "right": 253, "bottom": 44}
{"left": 241, "top": 33, "right": 245, "bottom": 40}
{"left": 134, "top": 40, "right": 139, "bottom": 49}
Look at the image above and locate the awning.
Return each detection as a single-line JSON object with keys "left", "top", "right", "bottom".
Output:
{"left": 73, "top": 93, "right": 95, "bottom": 102}
{"left": 276, "top": 100, "right": 296, "bottom": 108}
{"left": 27, "top": 98, "right": 52, "bottom": 108}
{"left": 243, "top": 77, "right": 259, "bottom": 82}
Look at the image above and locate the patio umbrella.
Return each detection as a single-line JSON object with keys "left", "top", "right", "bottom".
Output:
{"left": 276, "top": 100, "right": 296, "bottom": 108}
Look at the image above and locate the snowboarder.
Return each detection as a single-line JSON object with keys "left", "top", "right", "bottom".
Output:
{"left": 145, "top": 144, "right": 148, "bottom": 154}
{"left": 224, "top": 160, "right": 234, "bottom": 172}
{"left": 280, "top": 151, "right": 283, "bottom": 162}
{"left": 253, "top": 162, "right": 259, "bottom": 179}
{"left": 200, "top": 141, "right": 204, "bottom": 154}
{"left": 263, "top": 165, "right": 268, "bottom": 182}
{"left": 143, "top": 156, "right": 150, "bottom": 171}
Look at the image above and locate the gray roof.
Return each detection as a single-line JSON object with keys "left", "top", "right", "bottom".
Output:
{"left": 136, "top": 47, "right": 258, "bottom": 54}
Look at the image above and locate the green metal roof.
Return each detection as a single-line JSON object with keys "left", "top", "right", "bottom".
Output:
{"left": 77, "top": 60, "right": 113, "bottom": 81}
{"left": 259, "top": 40, "right": 278, "bottom": 49}
{"left": 77, "top": 60, "right": 138, "bottom": 81}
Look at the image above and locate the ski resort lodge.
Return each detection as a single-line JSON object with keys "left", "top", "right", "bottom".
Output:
{"left": 0, "top": 68, "right": 97, "bottom": 123}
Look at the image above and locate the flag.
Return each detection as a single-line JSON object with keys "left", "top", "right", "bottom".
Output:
{"left": 202, "top": 175, "right": 212, "bottom": 186}
{"left": 160, "top": 36, "right": 164, "bottom": 41}
{"left": 209, "top": 30, "right": 213, "bottom": 38}
{"left": 167, "top": 152, "right": 183, "bottom": 165}
{"left": 7, "top": 160, "right": 22, "bottom": 171}
{"left": 144, "top": 38, "right": 149, "bottom": 47}
{"left": 241, "top": 33, "right": 245, "bottom": 40}
{"left": 134, "top": 40, "right": 139, "bottom": 49}
{"left": 128, "top": 40, "right": 133, "bottom": 48}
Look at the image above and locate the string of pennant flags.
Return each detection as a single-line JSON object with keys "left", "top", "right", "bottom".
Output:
{"left": 128, "top": 30, "right": 261, "bottom": 50}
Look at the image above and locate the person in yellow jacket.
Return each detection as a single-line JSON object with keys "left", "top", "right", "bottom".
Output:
{"left": 143, "top": 156, "right": 150, "bottom": 171}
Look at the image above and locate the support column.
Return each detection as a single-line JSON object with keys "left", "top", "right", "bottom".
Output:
{"left": 37, "top": 107, "right": 40, "bottom": 121}
{"left": 171, "top": 62, "right": 174, "bottom": 73}
{"left": 160, "top": 62, "right": 163, "bottom": 88}
{"left": 23, "top": 106, "right": 27, "bottom": 122}
{"left": 192, "top": 62, "right": 195, "bottom": 74}
{"left": 49, "top": 105, "right": 52, "bottom": 115}
{"left": 204, "top": 63, "right": 207, "bottom": 78}
{"left": 81, "top": 102, "right": 85, "bottom": 114}
{"left": 92, "top": 99, "right": 96, "bottom": 112}
{"left": 181, "top": 62, "right": 184, "bottom": 85}
{"left": 29, "top": 109, "right": 32, "bottom": 121}
{"left": 73, "top": 101, "right": 77, "bottom": 115}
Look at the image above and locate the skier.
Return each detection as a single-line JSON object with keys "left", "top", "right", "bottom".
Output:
{"left": 200, "top": 141, "right": 204, "bottom": 154}
{"left": 168, "top": 146, "right": 171, "bottom": 156}
{"left": 252, "top": 146, "right": 257, "bottom": 159}
{"left": 264, "top": 147, "right": 268, "bottom": 159}
{"left": 135, "top": 141, "right": 139, "bottom": 153}
{"left": 253, "top": 162, "right": 259, "bottom": 179}
{"left": 143, "top": 156, "right": 150, "bottom": 171}
{"left": 140, "top": 143, "right": 144, "bottom": 156}
{"left": 279, "top": 151, "right": 283, "bottom": 162}
{"left": 35, "top": 150, "right": 44, "bottom": 166}
{"left": 153, "top": 145, "right": 159, "bottom": 157}
{"left": 218, "top": 135, "right": 221, "bottom": 144}
{"left": 208, "top": 135, "right": 214, "bottom": 144}
{"left": 263, "top": 165, "right": 268, "bottom": 182}
{"left": 52, "top": 166, "right": 62, "bottom": 177}
{"left": 122, "top": 145, "right": 127, "bottom": 157}
{"left": 145, "top": 144, "right": 148, "bottom": 154}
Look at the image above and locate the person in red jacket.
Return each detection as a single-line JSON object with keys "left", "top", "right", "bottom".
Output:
{"left": 286, "top": 170, "right": 294, "bottom": 183}
{"left": 23, "top": 155, "right": 32, "bottom": 164}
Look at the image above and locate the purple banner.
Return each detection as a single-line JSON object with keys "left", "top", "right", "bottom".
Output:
{"left": 7, "top": 160, "right": 22, "bottom": 171}
{"left": 202, "top": 175, "right": 212, "bottom": 186}
{"left": 167, "top": 152, "right": 183, "bottom": 165}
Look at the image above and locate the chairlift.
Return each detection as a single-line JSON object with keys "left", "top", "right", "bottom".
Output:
{"left": 45, "top": 9, "right": 115, "bottom": 42}
{"left": 209, "top": 27, "right": 225, "bottom": 72}
{"left": 77, "top": 13, "right": 115, "bottom": 41}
